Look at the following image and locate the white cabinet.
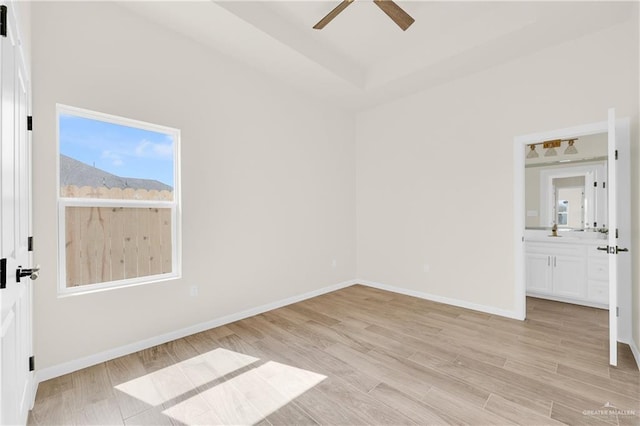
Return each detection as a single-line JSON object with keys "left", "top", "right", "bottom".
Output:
{"left": 552, "top": 254, "right": 587, "bottom": 298}
{"left": 526, "top": 241, "right": 606, "bottom": 308}
{"left": 525, "top": 253, "right": 552, "bottom": 293}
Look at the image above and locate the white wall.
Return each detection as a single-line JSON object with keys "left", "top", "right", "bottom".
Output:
{"left": 356, "top": 14, "right": 639, "bottom": 325}
{"left": 31, "top": 2, "right": 356, "bottom": 370}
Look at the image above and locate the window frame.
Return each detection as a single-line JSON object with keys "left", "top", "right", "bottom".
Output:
{"left": 56, "top": 104, "right": 181, "bottom": 295}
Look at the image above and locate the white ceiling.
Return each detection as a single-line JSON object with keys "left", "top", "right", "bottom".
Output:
{"left": 119, "top": 1, "right": 635, "bottom": 110}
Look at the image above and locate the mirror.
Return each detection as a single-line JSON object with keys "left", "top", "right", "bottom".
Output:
{"left": 525, "top": 133, "right": 607, "bottom": 231}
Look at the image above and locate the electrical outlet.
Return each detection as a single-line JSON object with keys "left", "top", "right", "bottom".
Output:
{"left": 189, "top": 285, "right": 199, "bottom": 297}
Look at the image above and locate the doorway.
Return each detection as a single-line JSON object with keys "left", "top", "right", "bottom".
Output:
{"left": 513, "top": 111, "right": 632, "bottom": 366}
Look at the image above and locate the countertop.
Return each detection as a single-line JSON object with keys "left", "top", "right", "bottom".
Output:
{"left": 524, "top": 229, "right": 607, "bottom": 245}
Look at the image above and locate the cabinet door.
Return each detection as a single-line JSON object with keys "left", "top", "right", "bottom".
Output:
{"left": 553, "top": 254, "right": 587, "bottom": 298}
{"left": 526, "top": 253, "right": 552, "bottom": 293}
{"left": 587, "top": 281, "right": 609, "bottom": 304}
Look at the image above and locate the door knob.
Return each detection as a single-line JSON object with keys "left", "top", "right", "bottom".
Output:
{"left": 17, "top": 265, "right": 40, "bottom": 282}
{"left": 596, "top": 246, "right": 629, "bottom": 254}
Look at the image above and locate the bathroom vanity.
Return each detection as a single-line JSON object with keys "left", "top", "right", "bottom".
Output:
{"left": 525, "top": 232, "right": 608, "bottom": 308}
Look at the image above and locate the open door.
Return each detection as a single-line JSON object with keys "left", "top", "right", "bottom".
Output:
{"left": 605, "top": 107, "right": 631, "bottom": 367}
{"left": 0, "top": 3, "right": 35, "bottom": 424}
{"left": 607, "top": 108, "right": 618, "bottom": 366}
{"left": 517, "top": 109, "right": 631, "bottom": 366}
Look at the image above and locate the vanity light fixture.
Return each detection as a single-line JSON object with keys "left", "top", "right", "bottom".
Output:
{"left": 525, "top": 138, "right": 579, "bottom": 160}
{"left": 564, "top": 139, "right": 578, "bottom": 155}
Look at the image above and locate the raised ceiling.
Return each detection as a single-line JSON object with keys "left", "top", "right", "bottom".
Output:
{"left": 119, "top": 1, "right": 634, "bottom": 110}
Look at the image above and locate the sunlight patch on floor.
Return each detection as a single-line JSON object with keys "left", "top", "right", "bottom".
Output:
{"left": 114, "top": 347, "right": 326, "bottom": 425}
{"left": 163, "top": 360, "right": 326, "bottom": 425}
{"left": 114, "top": 348, "right": 259, "bottom": 406}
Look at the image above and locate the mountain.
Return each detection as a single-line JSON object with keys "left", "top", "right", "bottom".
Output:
{"left": 60, "top": 154, "right": 173, "bottom": 192}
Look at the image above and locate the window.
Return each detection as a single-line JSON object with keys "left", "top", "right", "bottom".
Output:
{"left": 57, "top": 105, "right": 180, "bottom": 294}
{"left": 557, "top": 199, "right": 569, "bottom": 226}
{"left": 556, "top": 186, "right": 584, "bottom": 229}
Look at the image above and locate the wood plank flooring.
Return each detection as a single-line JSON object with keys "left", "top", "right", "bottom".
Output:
{"left": 29, "top": 285, "right": 640, "bottom": 425}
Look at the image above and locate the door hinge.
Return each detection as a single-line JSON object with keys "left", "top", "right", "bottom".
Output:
{"left": 616, "top": 307, "right": 619, "bottom": 317}
{"left": 615, "top": 150, "right": 618, "bottom": 160}
{"left": 0, "top": 6, "right": 7, "bottom": 38}
{"left": 28, "top": 236, "right": 33, "bottom": 252}
{"left": 29, "top": 356, "right": 35, "bottom": 372}
{"left": 602, "top": 182, "right": 606, "bottom": 189}
{"left": 593, "top": 182, "right": 597, "bottom": 187}
{"left": 593, "top": 222, "right": 597, "bottom": 228}
{"left": 0, "top": 258, "right": 6, "bottom": 289}
{"left": 27, "top": 116, "right": 33, "bottom": 131}
{"left": 616, "top": 229, "right": 618, "bottom": 239}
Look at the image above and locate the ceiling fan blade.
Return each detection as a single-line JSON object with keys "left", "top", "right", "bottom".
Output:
{"left": 313, "top": 0, "right": 354, "bottom": 29}
{"left": 373, "top": 0, "right": 415, "bottom": 31}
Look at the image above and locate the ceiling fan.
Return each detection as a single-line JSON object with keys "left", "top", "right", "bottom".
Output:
{"left": 313, "top": 0, "right": 415, "bottom": 31}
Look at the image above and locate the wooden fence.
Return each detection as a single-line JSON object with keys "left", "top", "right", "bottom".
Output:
{"left": 63, "top": 186, "right": 173, "bottom": 287}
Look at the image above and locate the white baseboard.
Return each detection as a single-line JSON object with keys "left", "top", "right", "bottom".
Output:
{"left": 629, "top": 338, "right": 640, "bottom": 371}
{"left": 358, "top": 279, "right": 522, "bottom": 320}
{"left": 35, "top": 279, "right": 357, "bottom": 384}
{"left": 526, "top": 291, "right": 608, "bottom": 310}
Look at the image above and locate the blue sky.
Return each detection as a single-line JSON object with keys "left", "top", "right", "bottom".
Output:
{"left": 59, "top": 114, "right": 175, "bottom": 187}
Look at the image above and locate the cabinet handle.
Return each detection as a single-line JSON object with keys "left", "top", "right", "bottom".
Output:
{"left": 548, "top": 256, "right": 550, "bottom": 266}
{"left": 554, "top": 256, "right": 556, "bottom": 267}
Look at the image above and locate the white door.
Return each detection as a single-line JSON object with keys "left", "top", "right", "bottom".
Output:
{"left": 0, "top": 3, "right": 34, "bottom": 424}
{"left": 607, "top": 108, "right": 618, "bottom": 366}
{"left": 605, "top": 107, "right": 632, "bottom": 367}
{"left": 607, "top": 108, "right": 618, "bottom": 365}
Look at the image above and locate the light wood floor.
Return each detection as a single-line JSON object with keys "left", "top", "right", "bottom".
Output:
{"left": 29, "top": 285, "right": 640, "bottom": 425}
